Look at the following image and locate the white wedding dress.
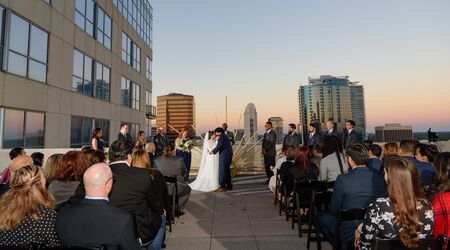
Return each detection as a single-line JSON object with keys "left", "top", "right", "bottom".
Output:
{"left": 189, "top": 133, "right": 220, "bottom": 192}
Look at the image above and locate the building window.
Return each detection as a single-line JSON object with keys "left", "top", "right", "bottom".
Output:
{"left": 131, "top": 83, "right": 140, "bottom": 110}
{"left": 7, "top": 13, "right": 48, "bottom": 83}
{"left": 42, "top": 0, "right": 51, "bottom": 4}
{"left": 94, "top": 62, "right": 110, "bottom": 101}
{"left": 146, "top": 57, "right": 152, "bottom": 80}
{"left": 2, "top": 109, "right": 44, "bottom": 148}
{"left": 0, "top": 7, "right": 4, "bottom": 68}
{"left": 75, "top": 0, "right": 95, "bottom": 36}
{"left": 121, "top": 32, "right": 140, "bottom": 71}
{"left": 72, "top": 49, "right": 93, "bottom": 96}
{"left": 120, "top": 76, "right": 131, "bottom": 107}
{"left": 70, "top": 116, "right": 92, "bottom": 148}
{"left": 94, "top": 119, "right": 110, "bottom": 146}
{"left": 129, "top": 123, "right": 140, "bottom": 141}
{"left": 96, "top": 6, "right": 111, "bottom": 49}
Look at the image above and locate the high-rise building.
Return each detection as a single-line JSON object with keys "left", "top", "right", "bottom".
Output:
{"left": 268, "top": 117, "right": 284, "bottom": 144}
{"left": 0, "top": 0, "right": 154, "bottom": 150}
{"left": 298, "top": 75, "right": 366, "bottom": 141}
{"left": 156, "top": 93, "right": 196, "bottom": 142}
{"left": 244, "top": 103, "right": 258, "bottom": 144}
{"left": 375, "top": 124, "right": 413, "bottom": 142}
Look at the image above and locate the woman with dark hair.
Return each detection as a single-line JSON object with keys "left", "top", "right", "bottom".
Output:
{"left": 355, "top": 155, "right": 433, "bottom": 249}
{"left": 425, "top": 152, "right": 450, "bottom": 243}
{"left": 319, "top": 135, "right": 346, "bottom": 182}
{"left": 47, "top": 151, "right": 89, "bottom": 205}
{"left": 135, "top": 131, "right": 147, "bottom": 150}
{"left": 382, "top": 142, "right": 399, "bottom": 157}
{"left": 416, "top": 144, "right": 438, "bottom": 164}
{"left": 91, "top": 128, "right": 104, "bottom": 151}
{"left": 31, "top": 152, "right": 44, "bottom": 167}
{"left": 0, "top": 165, "right": 60, "bottom": 247}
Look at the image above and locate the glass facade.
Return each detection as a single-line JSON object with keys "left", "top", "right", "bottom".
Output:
{"left": 75, "top": 0, "right": 111, "bottom": 49}
{"left": 0, "top": 7, "right": 4, "bottom": 68}
{"left": 131, "top": 83, "right": 140, "bottom": 110}
{"left": 75, "top": 0, "right": 95, "bottom": 36}
{"left": 70, "top": 116, "right": 93, "bottom": 148}
{"left": 129, "top": 123, "right": 140, "bottom": 141}
{"left": 72, "top": 49, "right": 93, "bottom": 96}
{"left": 122, "top": 32, "right": 140, "bottom": 71}
{"left": 113, "top": 0, "right": 153, "bottom": 48}
{"left": 7, "top": 13, "right": 48, "bottom": 82}
{"left": 94, "top": 61, "right": 110, "bottom": 101}
{"left": 120, "top": 76, "right": 131, "bottom": 107}
{"left": 96, "top": 6, "right": 112, "bottom": 49}
{"left": 2, "top": 109, "right": 44, "bottom": 148}
{"left": 146, "top": 57, "right": 152, "bottom": 80}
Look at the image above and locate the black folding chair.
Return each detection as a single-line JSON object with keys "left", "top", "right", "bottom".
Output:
{"left": 293, "top": 180, "right": 327, "bottom": 236}
{"left": 0, "top": 244, "right": 108, "bottom": 250}
{"left": 164, "top": 176, "right": 179, "bottom": 232}
{"left": 335, "top": 208, "right": 367, "bottom": 250}
{"left": 307, "top": 190, "right": 332, "bottom": 250}
{"left": 373, "top": 237, "right": 444, "bottom": 250}
{"left": 274, "top": 171, "right": 281, "bottom": 205}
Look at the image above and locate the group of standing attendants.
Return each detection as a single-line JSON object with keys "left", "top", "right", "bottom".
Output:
{"left": 267, "top": 117, "right": 450, "bottom": 250}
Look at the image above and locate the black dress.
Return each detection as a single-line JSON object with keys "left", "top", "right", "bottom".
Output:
{"left": 0, "top": 206, "right": 61, "bottom": 247}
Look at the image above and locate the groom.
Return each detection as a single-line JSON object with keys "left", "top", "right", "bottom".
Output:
{"left": 210, "top": 127, "right": 233, "bottom": 192}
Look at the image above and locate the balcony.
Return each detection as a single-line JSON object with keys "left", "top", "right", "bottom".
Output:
{"left": 146, "top": 105, "right": 157, "bottom": 119}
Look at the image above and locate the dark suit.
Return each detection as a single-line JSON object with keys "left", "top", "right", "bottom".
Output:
{"left": 56, "top": 199, "right": 139, "bottom": 250}
{"left": 154, "top": 156, "right": 191, "bottom": 209}
{"left": 153, "top": 133, "right": 168, "bottom": 158}
{"left": 117, "top": 132, "right": 132, "bottom": 145}
{"left": 403, "top": 156, "right": 435, "bottom": 186}
{"left": 108, "top": 162, "right": 161, "bottom": 243}
{"left": 307, "top": 132, "right": 323, "bottom": 147}
{"left": 262, "top": 130, "right": 277, "bottom": 179}
{"left": 325, "top": 129, "right": 340, "bottom": 138}
{"left": 366, "top": 157, "right": 382, "bottom": 173}
{"left": 225, "top": 130, "right": 235, "bottom": 146}
{"left": 344, "top": 129, "right": 361, "bottom": 150}
{"left": 213, "top": 133, "right": 233, "bottom": 189}
{"left": 283, "top": 132, "right": 301, "bottom": 148}
{"left": 317, "top": 166, "right": 386, "bottom": 246}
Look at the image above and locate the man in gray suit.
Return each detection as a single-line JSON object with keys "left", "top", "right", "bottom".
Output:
{"left": 154, "top": 144, "right": 191, "bottom": 213}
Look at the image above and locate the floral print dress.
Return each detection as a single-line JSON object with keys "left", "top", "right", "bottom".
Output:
{"left": 359, "top": 197, "right": 434, "bottom": 250}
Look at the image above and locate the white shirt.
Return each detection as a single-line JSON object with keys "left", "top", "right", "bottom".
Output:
{"left": 85, "top": 196, "right": 109, "bottom": 201}
{"left": 348, "top": 128, "right": 353, "bottom": 134}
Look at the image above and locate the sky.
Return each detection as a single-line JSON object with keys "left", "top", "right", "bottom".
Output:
{"left": 150, "top": 0, "right": 450, "bottom": 133}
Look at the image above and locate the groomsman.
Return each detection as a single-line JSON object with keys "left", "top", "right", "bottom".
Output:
{"left": 343, "top": 120, "right": 361, "bottom": 150}
{"left": 307, "top": 123, "right": 323, "bottom": 147}
{"left": 117, "top": 123, "right": 132, "bottom": 145}
{"left": 222, "top": 123, "right": 235, "bottom": 146}
{"left": 283, "top": 123, "right": 301, "bottom": 148}
{"left": 262, "top": 121, "right": 277, "bottom": 183}
{"left": 153, "top": 127, "right": 168, "bottom": 158}
{"left": 325, "top": 118, "right": 340, "bottom": 137}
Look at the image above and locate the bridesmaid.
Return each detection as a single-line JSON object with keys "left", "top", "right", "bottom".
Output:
{"left": 175, "top": 128, "right": 192, "bottom": 182}
{"left": 91, "top": 128, "right": 104, "bottom": 151}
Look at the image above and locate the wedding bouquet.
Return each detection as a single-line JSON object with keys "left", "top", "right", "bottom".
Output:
{"left": 181, "top": 140, "right": 195, "bottom": 153}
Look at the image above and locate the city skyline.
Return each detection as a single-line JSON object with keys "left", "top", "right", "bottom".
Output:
{"left": 151, "top": 0, "right": 450, "bottom": 133}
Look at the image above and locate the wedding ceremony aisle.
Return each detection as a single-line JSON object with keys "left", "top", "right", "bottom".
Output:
{"left": 165, "top": 175, "right": 333, "bottom": 250}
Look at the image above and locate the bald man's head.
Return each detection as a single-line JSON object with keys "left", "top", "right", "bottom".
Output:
{"left": 83, "top": 163, "right": 113, "bottom": 197}
{"left": 10, "top": 155, "right": 33, "bottom": 172}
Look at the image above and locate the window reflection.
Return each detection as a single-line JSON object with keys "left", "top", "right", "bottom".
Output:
{"left": 9, "top": 14, "right": 29, "bottom": 55}
{"left": 3, "top": 109, "right": 25, "bottom": 148}
{"left": 2, "top": 109, "right": 45, "bottom": 148}
{"left": 25, "top": 112, "right": 45, "bottom": 147}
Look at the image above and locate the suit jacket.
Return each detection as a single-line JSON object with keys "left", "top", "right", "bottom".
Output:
{"left": 325, "top": 129, "right": 340, "bottom": 138}
{"left": 117, "top": 132, "right": 133, "bottom": 145}
{"left": 108, "top": 162, "right": 161, "bottom": 243}
{"left": 225, "top": 130, "right": 235, "bottom": 146}
{"left": 403, "top": 156, "right": 435, "bottom": 186}
{"left": 307, "top": 132, "right": 323, "bottom": 147}
{"left": 366, "top": 158, "right": 382, "bottom": 173}
{"left": 213, "top": 133, "right": 233, "bottom": 158}
{"left": 344, "top": 129, "right": 361, "bottom": 149}
{"left": 262, "top": 130, "right": 277, "bottom": 156}
{"left": 330, "top": 166, "right": 385, "bottom": 215}
{"left": 283, "top": 132, "right": 301, "bottom": 148}
{"left": 153, "top": 133, "right": 168, "bottom": 157}
{"left": 56, "top": 199, "right": 139, "bottom": 250}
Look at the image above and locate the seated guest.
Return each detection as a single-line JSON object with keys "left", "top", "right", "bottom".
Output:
{"left": 31, "top": 152, "right": 44, "bottom": 167}
{"left": 57, "top": 163, "right": 139, "bottom": 249}
{"left": 317, "top": 143, "right": 385, "bottom": 247}
{"left": 416, "top": 144, "right": 439, "bottom": 185}
{"left": 145, "top": 142, "right": 156, "bottom": 166}
{"left": 1, "top": 155, "right": 33, "bottom": 197}
{"left": 268, "top": 145, "right": 292, "bottom": 193}
{"left": 108, "top": 140, "right": 163, "bottom": 250}
{"left": 366, "top": 144, "right": 382, "bottom": 172}
{"left": 319, "top": 135, "right": 347, "bottom": 182}
{"left": 0, "top": 165, "right": 60, "bottom": 247}
{"left": 356, "top": 155, "right": 433, "bottom": 249}
{"left": 399, "top": 140, "right": 435, "bottom": 186}
{"left": 382, "top": 142, "right": 399, "bottom": 157}
{"left": 47, "top": 151, "right": 88, "bottom": 206}
{"left": 154, "top": 144, "right": 191, "bottom": 214}
{"left": 1, "top": 148, "right": 26, "bottom": 194}
{"left": 92, "top": 150, "right": 106, "bottom": 164}
{"left": 282, "top": 146, "right": 319, "bottom": 196}
{"left": 425, "top": 152, "right": 450, "bottom": 245}
{"left": 311, "top": 144, "right": 323, "bottom": 168}
{"left": 279, "top": 146, "right": 300, "bottom": 194}
{"left": 43, "top": 154, "right": 63, "bottom": 188}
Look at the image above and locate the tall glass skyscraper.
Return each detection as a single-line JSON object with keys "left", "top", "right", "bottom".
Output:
{"left": 298, "top": 75, "right": 366, "bottom": 141}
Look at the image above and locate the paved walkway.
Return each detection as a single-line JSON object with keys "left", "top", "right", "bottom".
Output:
{"left": 165, "top": 175, "right": 332, "bottom": 250}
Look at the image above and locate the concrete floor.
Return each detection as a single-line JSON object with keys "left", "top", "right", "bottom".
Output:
{"left": 165, "top": 175, "right": 333, "bottom": 250}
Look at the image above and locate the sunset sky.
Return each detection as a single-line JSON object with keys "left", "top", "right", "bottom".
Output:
{"left": 151, "top": 0, "right": 450, "bottom": 133}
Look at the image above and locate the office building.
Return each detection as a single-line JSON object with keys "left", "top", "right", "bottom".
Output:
{"left": 244, "top": 103, "right": 258, "bottom": 144}
{"left": 268, "top": 117, "right": 283, "bottom": 144}
{"left": 156, "top": 93, "right": 196, "bottom": 142}
{"left": 375, "top": 123, "right": 413, "bottom": 142}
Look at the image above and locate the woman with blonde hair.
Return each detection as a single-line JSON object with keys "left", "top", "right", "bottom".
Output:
{"left": 43, "top": 153, "right": 63, "bottom": 188}
{"left": 382, "top": 142, "right": 399, "bottom": 157}
{"left": 0, "top": 165, "right": 60, "bottom": 247}
{"left": 175, "top": 128, "right": 192, "bottom": 181}
{"left": 135, "top": 131, "right": 147, "bottom": 150}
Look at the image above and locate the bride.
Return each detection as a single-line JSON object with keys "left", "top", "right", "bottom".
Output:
{"left": 189, "top": 131, "right": 219, "bottom": 192}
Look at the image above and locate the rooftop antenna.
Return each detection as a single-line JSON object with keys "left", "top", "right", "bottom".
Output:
{"left": 225, "top": 96, "right": 228, "bottom": 124}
